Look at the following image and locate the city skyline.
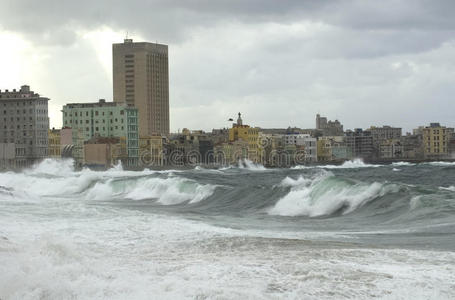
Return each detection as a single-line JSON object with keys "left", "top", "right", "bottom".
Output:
{"left": 0, "top": 1, "right": 454, "bottom": 132}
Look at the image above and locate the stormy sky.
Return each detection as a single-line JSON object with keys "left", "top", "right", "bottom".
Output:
{"left": 0, "top": 0, "right": 454, "bottom": 132}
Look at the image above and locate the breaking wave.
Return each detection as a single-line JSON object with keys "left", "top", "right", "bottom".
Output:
{"left": 439, "top": 186, "right": 455, "bottom": 192}
{"left": 293, "top": 159, "right": 381, "bottom": 170}
{"left": 238, "top": 159, "right": 267, "bottom": 171}
{"left": 2, "top": 158, "right": 454, "bottom": 225}
{"left": 269, "top": 171, "right": 400, "bottom": 217}
{"left": 392, "top": 161, "right": 416, "bottom": 166}
{"left": 0, "top": 159, "right": 216, "bottom": 205}
{"left": 426, "top": 161, "right": 455, "bottom": 167}
{"left": 85, "top": 176, "right": 216, "bottom": 204}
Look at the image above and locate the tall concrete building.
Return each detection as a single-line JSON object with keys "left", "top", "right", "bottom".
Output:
{"left": 112, "top": 39, "right": 169, "bottom": 137}
{"left": 0, "top": 85, "right": 49, "bottom": 168}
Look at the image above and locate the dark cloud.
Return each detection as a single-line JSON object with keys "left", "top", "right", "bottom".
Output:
{"left": 0, "top": 0, "right": 454, "bottom": 131}
{"left": 2, "top": 0, "right": 455, "bottom": 47}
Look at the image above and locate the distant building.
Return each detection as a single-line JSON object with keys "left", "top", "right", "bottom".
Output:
{"left": 317, "top": 136, "right": 348, "bottom": 162}
{"left": 422, "top": 123, "right": 454, "bottom": 159}
{"left": 366, "top": 126, "right": 402, "bottom": 144}
{"left": 84, "top": 136, "right": 126, "bottom": 169}
{"left": 60, "top": 127, "right": 74, "bottom": 158}
{"left": 345, "top": 129, "right": 374, "bottom": 159}
{"left": 62, "top": 99, "right": 139, "bottom": 167}
{"left": 0, "top": 85, "right": 49, "bottom": 168}
{"left": 48, "top": 128, "right": 61, "bottom": 158}
{"left": 283, "top": 133, "right": 317, "bottom": 162}
{"left": 0, "top": 143, "right": 15, "bottom": 170}
{"left": 379, "top": 139, "right": 403, "bottom": 159}
{"left": 139, "top": 135, "right": 165, "bottom": 167}
{"left": 214, "top": 140, "right": 249, "bottom": 166}
{"left": 400, "top": 133, "right": 424, "bottom": 159}
{"left": 113, "top": 39, "right": 169, "bottom": 136}
{"left": 258, "top": 133, "right": 289, "bottom": 167}
{"left": 316, "top": 114, "right": 344, "bottom": 136}
{"left": 229, "top": 113, "right": 262, "bottom": 163}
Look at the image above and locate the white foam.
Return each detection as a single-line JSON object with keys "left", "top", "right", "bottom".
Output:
{"left": 293, "top": 159, "right": 381, "bottom": 170}
{"left": 25, "top": 158, "right": 75, "bottom": 176}
{"left": 393, "top": 168, "right": 401, "bottom": 172}
{"left": 439, "top": 186, "right": 455, "bottom": 192}
{"left": 1, "top": 212, "right": 454, "bottom": 299}
{"left": 269, "top": 173, "right": 398, "bottom": 217}
{"left": 392, "top": 161, "right": 416, "bottom": 166}
{"left": 123, "top": 176, "right": 216, "bottom": 204}
{"left": 0, "top": 159, "right": 215, "bottom": 204}
{"left": 409, "top": 196, "right": 422, "bottom": 210}
{"left": 279, "top": 175, "right": 312, "bottom": 187}
{"left": 238, "top": 159, "right": 267, "bottom": 171}
{"left": 322, "top": 159, "right": 381, "bottom": 169}
{"left": 427, "top": 161, "right": 455, "bottom": 167}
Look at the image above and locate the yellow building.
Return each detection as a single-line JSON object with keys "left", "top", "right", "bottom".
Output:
{"left": 317, "top": 139, "right": 332, "bottom": 162}
{"left": 422, "top": 123, "right": 454, "bottom": 158}
{"left": 228, "top": 113, "right": 263, "bottom": 163}
{"left": 139, "top": 135, "right": 165, "bottom": 167}
{"left": 48, "top": 129, "right": 61, "bottom": 158}
{"left": 214, "top": 140, "right": 248, "bottom": 165}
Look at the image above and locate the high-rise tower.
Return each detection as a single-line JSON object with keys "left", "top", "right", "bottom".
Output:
{"left": 113, "top": 39, "right": 169, "bottom": 136}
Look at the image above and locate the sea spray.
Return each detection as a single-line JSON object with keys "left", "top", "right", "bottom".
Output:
{"left": 269, "top": 172, "right": 399, "bottom": 217}
{"left": 238, "top": 159, "right": 267, "bottom": 171}
{"left": 292, "top": 158, "right": 381, "bottom": 170}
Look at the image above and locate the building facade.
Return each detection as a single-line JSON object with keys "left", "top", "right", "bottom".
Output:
{"left": 62, "top": 100, "right": 139, "bottom": 167}
{"left": 0, "top": 85, "right": 49, "bottom": 168}
{"left": 316, "top": 114, "right": 344, "bottom": 136}
{"left": 228, "top": 113, "right": 262, "bottom": 163}
{"left": 366, "top": 126, "right": 402, "bottom": 145}
{"left": 422, "top": 123, "right": 454, "bottom": 158}
{"left": 345, "top": 129, "right": 374, "bottom": 159}
{"left": 113, "top": 39, "right": 169, "bottom": 136}
{"left": 84, "top": 137, "right": 126, "bottom": 169}
{"left": 283, "top": 134, "right": 317, "bottom": 162}
{"left": 139, "top": 135, "right": 165, "bottom": 167}
{"left": 48, "top": 128, "right": 61, "bottom": 158}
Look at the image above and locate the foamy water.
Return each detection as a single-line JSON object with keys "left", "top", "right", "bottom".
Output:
{"left": 1, "top": 159, "right": 455, "bottom": 299}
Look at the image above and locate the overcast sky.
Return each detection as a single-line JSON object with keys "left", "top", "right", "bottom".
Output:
{"left": 0, "top": 0, "right": 454, "bottom": 132}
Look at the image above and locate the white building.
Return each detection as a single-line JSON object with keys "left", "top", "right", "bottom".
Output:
{"left": 284, "top": 134, "right": 317, "bottom": 162}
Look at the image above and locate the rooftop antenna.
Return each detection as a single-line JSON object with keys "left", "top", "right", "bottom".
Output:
{"left": 126, "top": 31, "right": 129, "bottom": 39}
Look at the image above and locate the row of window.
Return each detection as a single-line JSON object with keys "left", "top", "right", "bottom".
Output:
{"left": 64, "top": 110, "right": 124, "bottom": 117}
{"left": 1, "top": 100, "right": 46, "bottom": 105}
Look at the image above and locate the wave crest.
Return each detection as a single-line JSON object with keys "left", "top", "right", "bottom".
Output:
{"left": 269, "top": 173, "right": 399, "bottom": 217}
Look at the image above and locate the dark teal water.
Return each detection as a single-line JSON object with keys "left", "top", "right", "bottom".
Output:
{"left": 1, "top": 159, "right": 454, "bottom": 299}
